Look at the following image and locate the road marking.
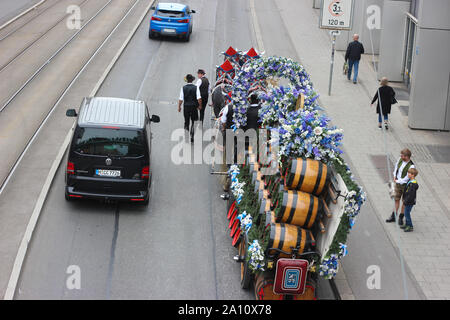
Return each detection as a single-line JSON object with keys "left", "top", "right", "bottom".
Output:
{"left": 0, "top": 0, "right": 47, "bottom": 31}
{"left": 249, "top": 0, "right": 265, "bottom": 53}
{"left": 3, "top": 0, "right": 156, "bottom": 300}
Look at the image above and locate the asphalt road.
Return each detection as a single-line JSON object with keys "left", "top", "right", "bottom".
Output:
{"left": 15, "top": 0, "right": 255, "bottom": 300}
{"left": 11, "top": 0, "right": 423, "bottom": 300}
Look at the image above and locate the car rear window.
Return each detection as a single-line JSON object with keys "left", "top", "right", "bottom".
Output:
{"left": 156, "top": 10, "right": 185, "bottom": 17}
{"left": 73, "top": 127, "right": 145, "bottom": 157}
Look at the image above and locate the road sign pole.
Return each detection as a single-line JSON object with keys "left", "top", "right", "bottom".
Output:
{"left": 328, "top": 31, "right": 338, "bottom": 96}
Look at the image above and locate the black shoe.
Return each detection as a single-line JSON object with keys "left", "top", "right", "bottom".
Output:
{"left": 398, "top": 213, "right": 404, "bottom": 226}
{"left": 386, "top": 212, "right": 396, "bottom": 223}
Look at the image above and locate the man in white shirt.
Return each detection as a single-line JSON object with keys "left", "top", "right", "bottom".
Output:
{"left": 178, "top": 74, "right": 202, "bottom": 142}
{"left": 386, "top": 148, "right": 415, "bottom": 225}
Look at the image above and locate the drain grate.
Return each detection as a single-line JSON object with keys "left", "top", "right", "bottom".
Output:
{"left": 403, "top": 143, "right": 435, "bottom": 163}
{"left": 427, "top": 145, "right": 450, "bottom": 163}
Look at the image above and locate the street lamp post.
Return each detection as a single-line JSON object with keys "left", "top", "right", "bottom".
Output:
{"left": 328, "top": 30, "right": 340, "bottom": 96}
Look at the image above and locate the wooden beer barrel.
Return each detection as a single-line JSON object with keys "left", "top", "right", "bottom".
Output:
{"left": 267, "top": 223, "right": 315, "bottom": 258}
{"left": 254, "top": 271, "right": 284, "bottom": 300}
{"left": 284, "top": 158, "right": 330, "bottom": 196}
{"left": 275, "top": 190, "right": 324, "bottom": 229}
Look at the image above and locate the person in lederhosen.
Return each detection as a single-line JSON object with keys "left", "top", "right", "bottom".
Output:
{"left": 178, "top": 74, "right": 202, "bottom": 143}
{"left": 196, "top": 69, "right": 210, "bottom": 123}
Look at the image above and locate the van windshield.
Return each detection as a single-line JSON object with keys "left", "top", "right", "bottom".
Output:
{"left": 74, "top": 127, "right": 145, "bottom": 157}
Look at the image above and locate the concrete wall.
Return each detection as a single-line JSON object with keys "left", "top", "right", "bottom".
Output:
{"left": 408, "top": 0, "right": 450, "bottom": 130}
{"left": 335, "top": 0, "right": 383, "bottom": 55}
{"left": 378, "top": 0, "right": 411, "bottom": 82}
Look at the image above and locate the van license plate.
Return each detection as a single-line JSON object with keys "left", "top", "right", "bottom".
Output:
{"left": 96, "top": 169, "right": 120, "bottom": 177}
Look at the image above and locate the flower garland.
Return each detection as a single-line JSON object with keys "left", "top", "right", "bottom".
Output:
{"left": 237, "top": 211, "right": 253, "bottom": 234}
{"left": 274, "top": 109, "right": 344, "bottom": 163}
{"left": 230, "top": 56, "right": 317, "bottom": 129}
{"left": 229, "top": 165, "right": 245, "bottom": 204}
{"left": 319, "top": 158, "right": 367, "bottom": 279}
{"left": 259, "top": 84, "right": 319, "bottom": 127}
{"left": 248, "top": 240, "right": 265, "bottom": 272}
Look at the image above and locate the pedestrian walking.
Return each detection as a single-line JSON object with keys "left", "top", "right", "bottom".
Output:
{"left": 400, "top": 168, "right": 419, "bottom": 232}
{"left": 371, "top": 77, "right": 397, "bottom": 130}
{"left": 178, "top": 74, "right": 202, "bottom": 143}
{"left": 386, "top": 148, "right": 415, "bottom": 226}
{"left": 345, "top": 34, "right": 365, "bottom": 84}
{"left": 196, "top": 69, "right": 210, "bottom": 123}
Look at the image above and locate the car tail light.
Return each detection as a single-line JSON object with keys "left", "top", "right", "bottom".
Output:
{"left": 67, "top": 162, "right": 75, "bottom": 175}
{"left": 151, "top": 16, "right": 162, "bottom": 21}
{"left": 131, "top": 199, "right": 145, "bottom": 202}
{"left": 69, "top": 195, "right": 83, "bottom": 198}
{"left": 141, "top": 166, "right": 149, "bottom": 179}
{"left": 178, "top": 19, "right": 189, "bottom": 23}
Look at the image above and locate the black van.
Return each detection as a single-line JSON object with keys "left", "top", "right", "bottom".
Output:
{"left": 65, "top": 97, "right": 160, "bottom": 205}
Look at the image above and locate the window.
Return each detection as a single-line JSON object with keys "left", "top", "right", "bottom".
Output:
{"left": 156, "top": 10, "right": 185, "bottom": 18}
{"left": 74, "top": 127, "right": 145, "bottom": 157}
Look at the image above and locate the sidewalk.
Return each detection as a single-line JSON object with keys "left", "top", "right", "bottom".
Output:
{"left": 276, "top": 0, "right": 450, "bottom": 300}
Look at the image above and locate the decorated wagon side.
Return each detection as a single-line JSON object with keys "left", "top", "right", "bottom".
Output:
{"left": 213, "top": 47, "right": 366, "bottom": 300}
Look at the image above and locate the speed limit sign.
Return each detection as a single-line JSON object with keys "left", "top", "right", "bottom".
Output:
{"left": 319, "top": 0, "right": 354, "bottom": 30}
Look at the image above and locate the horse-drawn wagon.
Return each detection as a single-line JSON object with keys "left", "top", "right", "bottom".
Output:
{"left": 211, "top": 47, "right": 366, "bottom": 300}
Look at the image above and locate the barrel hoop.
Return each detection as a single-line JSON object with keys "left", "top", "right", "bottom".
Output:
{"left": 303, "top": 195, "right": 315, "bottom": 229}
{"left": 278, "top": 224, "right": 286, "bottom": 251}
{"left": 285, "top": 161, "right": 295, "bottom": 187}
{"left": 300, "top": 228, "right": 306, "bottom": 253}
{"left": 296, "top": 159, "right": 307, "bottom": 190}
{"left": 318, "top": 199, "right": 324, "bottom": 218}
{"left": 268, "top": 223, "right": 276, "bottom": 249}
{"left": 319, "top": 165, "right": 329, "bottom": 193}
{"left": 291, "top": 160, "right": 302, "bottom": 188}
{"left": 285, "top": 192, "right": 298, "bottom": 224}
{"left": 279, "top": 191, "right": 290, "bottom": 222}
{"left": 295, "top": 226, "right": 302, "bottom": 254}
{"left": 312, "top": 162, "right": 323, "bottom": 195}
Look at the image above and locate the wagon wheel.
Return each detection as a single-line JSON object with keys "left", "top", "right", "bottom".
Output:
{"left": 239, "top": 233, "right": 252, "bottom": 289}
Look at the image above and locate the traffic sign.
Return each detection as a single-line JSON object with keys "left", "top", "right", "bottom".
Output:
{"left": 319, "top": 0, "right": 354, "bottom": 30}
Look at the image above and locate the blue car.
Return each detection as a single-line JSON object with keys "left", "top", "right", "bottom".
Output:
{"left": 149, "top": 3, "right": 195, "bottom": 41}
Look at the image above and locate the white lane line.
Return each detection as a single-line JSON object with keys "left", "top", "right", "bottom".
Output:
{"left": 249, "top": 0, "right": 265, "bottom": 53}
{"left": 0, "top": 0, "right": 47, "bottom": 31}
{"left": 3, "top": 0, "right": 155, "bottom": 300}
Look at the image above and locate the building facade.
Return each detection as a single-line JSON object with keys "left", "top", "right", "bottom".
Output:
{"left": 314, "top": 0, "right": 450, "bottom": 130}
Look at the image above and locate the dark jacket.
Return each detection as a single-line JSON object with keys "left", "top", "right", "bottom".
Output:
{"left": 371, "top": 85, "right": 396, "bottom": 115}
{"left": 199, "top": 77, "right": 209, "bottom": 100}
{"left": 403, "top": 180, "right": 419, "bottom": 206}
{"left": 183, "top": 84, "right": 198, "bottom": 108}
{"left": 345, "top": 41, "right": 365, "bottom": 61}
{"left": 243, "top": 104, "right": 260, "bottom": 131}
